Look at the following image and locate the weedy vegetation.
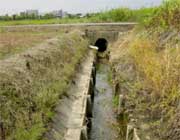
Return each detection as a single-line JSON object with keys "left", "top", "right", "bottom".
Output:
{"left": 0, "top": 31, "right": 88, "bottom": 140}
{"left": 110, "top": 0, "right": 180, "bottom": 139}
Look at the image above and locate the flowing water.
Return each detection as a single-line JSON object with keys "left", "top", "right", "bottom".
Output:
{"left": 89, "top": 62, "right": 118, "bottom": 140}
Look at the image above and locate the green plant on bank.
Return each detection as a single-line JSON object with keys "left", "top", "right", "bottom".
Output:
{"left": 113, "top": 95, "right": 119, "bottom": 108}
{"left": 107, "top": 69, "right": 113, "bottom": 84}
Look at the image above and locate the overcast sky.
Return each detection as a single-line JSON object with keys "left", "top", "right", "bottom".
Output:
{"left": 0, "top": 0, "right": 163, "bottom": 15}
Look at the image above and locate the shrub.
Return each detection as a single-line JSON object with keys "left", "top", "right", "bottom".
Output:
{"left": 146, "top": 0, "right": 180, "bottom": 30}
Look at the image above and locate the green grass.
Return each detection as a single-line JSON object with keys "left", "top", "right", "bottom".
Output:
{"left": 13, "top": 123, "right": 45, "bottom": 140}
{"left": 113, "top": 95, "right": 119, "bottom": 108}
{"left": 0, "top": 18, "right": 90, "bottom": 26}
{"left": 92, "top": 7, "right": 156, "bottom": 23}
{"left": 144, "top": 0, "right": 180, "bottom": 30}
{"left": 0, "top": 7, "right": 156, "bottom": 26}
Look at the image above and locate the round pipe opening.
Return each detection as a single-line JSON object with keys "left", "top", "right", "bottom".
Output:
{"left": 95, "top": 38, "right": 108, "bottom": 52}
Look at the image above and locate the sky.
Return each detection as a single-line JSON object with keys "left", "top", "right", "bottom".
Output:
{"left": 0, "top": 0, "right": 163, "bottom": 15}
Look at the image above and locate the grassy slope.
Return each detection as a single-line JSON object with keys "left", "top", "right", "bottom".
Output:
{"left": 0, "top": 31, "right": 88, "bottom": 140}
{"left": 110, "top": 0, "right": 180, "bottom": 139}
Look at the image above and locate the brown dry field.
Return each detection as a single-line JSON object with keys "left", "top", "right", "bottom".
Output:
{"left": 0, "top": 30, "right": 60, "bottom": 59}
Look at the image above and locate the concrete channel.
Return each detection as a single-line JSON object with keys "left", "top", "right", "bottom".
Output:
{"left": 0, "top": 23, "right": 140, "bottom": 140}
{"left": 43, "top": 35, "right": 140, "bottom": 140}
{"left": 89, "top": 62, "right": 118, "bottom": 140}
{"left": 45, "top": 50, "right": 141, "bottom": 140}
{"left": 45, "top": 49, "right": 96, "bottom": 140}
{"left": 63, "top": 50, "right": 95, "bottom": 140}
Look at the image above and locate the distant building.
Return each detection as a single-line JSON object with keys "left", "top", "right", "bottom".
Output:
{"left": 51, "top": 10, "right": 63, "bottom": 18}
{"left": 20, "top": 12, "right": 26, "bottom": 17}
{"left": 62, "top": 11, "right": 68, "bottom": 18}
{"left": 26, "top": 10, "right": 39, "bottom": 16}
{"left": 50, "top": 10, "right": 68, "bottom": 18}
{"left": 18, "top": 9, "right": 69, "bottom": 19}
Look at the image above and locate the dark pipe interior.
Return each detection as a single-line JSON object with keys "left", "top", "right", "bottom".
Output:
{"left": 95, "top": 38, "right": 108, "bottom": 52}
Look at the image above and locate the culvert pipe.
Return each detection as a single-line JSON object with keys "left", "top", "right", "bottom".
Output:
{"left": 94, "top": 38, "right": 108, "bottom": 52}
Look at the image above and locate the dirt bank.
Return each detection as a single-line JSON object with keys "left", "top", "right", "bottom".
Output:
{"left": 109, "top": 28, "right": 180, "bottom": 140}
{"left": 0, "top": 30, "right": 88, "bottom": 140}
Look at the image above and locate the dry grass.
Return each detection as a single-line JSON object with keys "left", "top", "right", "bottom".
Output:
{"left": 110, "top": 27, "right": 180, "bottom": 139}
{"left": 110, "top": 1, "right": 180, "bottom": 139}
{"left": 0, "top": 30, "right": 88, "bottom": 140}
{"left": 0, "top": 30, "right": 60, "bottom": 59}
{"left": 130, "top": 32, "right": 180, "bottom": 100}
{"left": 129, "top": 31, "right": 180, "bottom": 139}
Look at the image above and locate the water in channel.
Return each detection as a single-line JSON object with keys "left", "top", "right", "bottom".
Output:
{"left": 89, "top": 62, "right": 118, "bottom": 140}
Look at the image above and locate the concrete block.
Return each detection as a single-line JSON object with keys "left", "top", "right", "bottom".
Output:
{"left": 133, "top": 128, "right": 140, "bottom": 140}
{"left": 81, "top": 126, "right": 88, "bottom": 140}
{"left": 86, "top": 95, "right": 93, "bottom": 118}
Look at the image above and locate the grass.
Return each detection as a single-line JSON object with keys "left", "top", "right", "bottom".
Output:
{"left": 113, "top": 95, "right": 119, "bottom": 108}
{"left": 0, "top": 7, "right": 156, "bottom": 26}
{"left": 110, "top": 1, "right": 180, "bottom": 139}
{"left": 0, "top": 18, "right": 91, "bottom": 26}
{"left": 130, "top": 31, "right": 180, "bottom": 99}
{"left": 93, "top": 7, "right": 156, "bottom": 23}
{"left": 144, "top": 0, "right": 180, "bottom": 30}
{"left": 13, "top": 123, "right": 45, "bottom": 140}
{"left": 129, "top": 0, "right": 180, "bottom": 99}
{"left": 0, "top": 30, "right": 60, "bottom": 59}
{"left": 127, "top": 29, "right": 180, "bottom": 139}
{"left": 0, "top": 31, "right": 88, "bottom": 140}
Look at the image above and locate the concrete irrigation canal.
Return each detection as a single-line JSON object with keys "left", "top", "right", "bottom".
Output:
{"left": 1, "top": 14, "right": 180, "bottom": 139}
{"left": 89, "top": 62, "right": 118, "bottom": 140}
{"left": 45, "top": 50, "right": 120, "bottom": 140}
{"left": 0, "top": 23, "right": 141, "bottom": 140}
